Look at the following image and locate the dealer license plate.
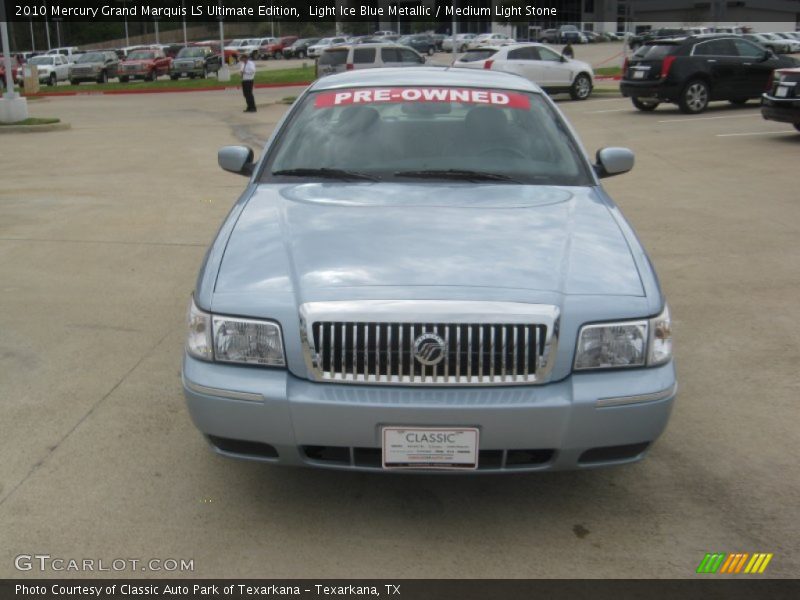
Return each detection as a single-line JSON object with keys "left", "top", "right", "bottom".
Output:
{"left": 775, "top": 85, "right": 789, "bottom": 98}
{"left": 382, "top": 427, "right": 479, "bottom": 470}
{"left": 633, "top": 70, "right": 645, "bottom": 79}
{"left": 181, "top": 72, "right": 188, "bottom": 77}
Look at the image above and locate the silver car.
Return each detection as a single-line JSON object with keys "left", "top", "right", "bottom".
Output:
{"left": 184, "top": 68, "right": 676, "bottom": 472}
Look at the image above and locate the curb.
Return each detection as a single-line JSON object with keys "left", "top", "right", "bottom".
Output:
{"left": 595, "top": 76, "right": 622, "bottom": 82}
{"left": 0, "top": 122, "right": 71, "bottom": 134}
{"left": 27, "top": 81, "right": 313, "bottom": 98}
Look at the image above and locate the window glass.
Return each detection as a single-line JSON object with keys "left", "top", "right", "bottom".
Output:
{"left": 353, "top": 48, "right": 376, "bottom": 64}
{"left": 319, "top": 49, "right": 347, "bottom": 66}
{"left": 733, "top": 39, "right": 764, "bottom": 58}
{"left": 399, "top": 49, "right": 422, "bottom": 63}
{"left": 508, "top": 47, "right": 539, "bottom": 60}
{"left": 460, "top": 49, "right": 497, "bottom": 62}
{"left": 381, "top": 48, "right": 400, "bottom": 62}
{"left": 538, "top": 47, "right": 562, "bottom": 62}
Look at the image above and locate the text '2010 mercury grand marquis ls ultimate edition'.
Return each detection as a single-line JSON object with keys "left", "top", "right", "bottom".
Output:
{"left": 183, "top": 68, "right": 676, "bottom": 472}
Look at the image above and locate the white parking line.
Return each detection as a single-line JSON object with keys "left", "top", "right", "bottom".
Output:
{"left": 584, "top": 108, "right": 629, "bottom": 114}
{"left": 716, "top": 130, "right": 796, "bottom": 137}
{"left": 658, "top": 114, "right": 761, "bottom": 123}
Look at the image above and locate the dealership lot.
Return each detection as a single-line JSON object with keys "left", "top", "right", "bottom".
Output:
{"left": 1, "top": 88, "right": 798, "bottom": 578}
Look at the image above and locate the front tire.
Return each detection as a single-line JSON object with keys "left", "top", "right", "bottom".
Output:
{"left": 631, "top": 97, "right": 660, "bottom": 111}
{"left": 679, "top": 79, "right": 710, "bottom": 114}
{"left": 427, "top": 47, "right": 434, "bottom": 56}
{"left": 570, "top": 73, "right": 592, "bottom": 100}
{"left": 297, "top": 50, "right": 305, "bottom": 59}
{"left": 70, "top": 79, "right": 79, "bottom": 86}
{"left": 48, "top": 73, "right": 57, "bottom": 86}
{"left": 119, "top": 75, "right": 129, "bottom": 83}
{"left": 794, "top": 123, "right": 800, "bottom": 132}
{"left": 97, "top": 71, "right": 108, "bottom": 84}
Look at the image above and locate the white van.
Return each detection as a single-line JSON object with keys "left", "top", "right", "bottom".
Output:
{"left": 317, "top": 43, "right": 425, "bottom": 77}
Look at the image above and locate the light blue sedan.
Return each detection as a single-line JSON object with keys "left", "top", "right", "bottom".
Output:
{"left": 183, "top": 67, "right": 676, "bottom": 472}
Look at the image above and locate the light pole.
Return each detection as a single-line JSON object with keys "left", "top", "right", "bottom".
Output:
{"left": 44, "top": 0, "right": 51, "bottom": 50}
{"left": 154, "top": 18, "right": 160, "bottom": 45}
{"left": 217, "top": 0, "right": 230, "bottom": 81}
{"left": 29, "top": 18, "right": 35, "bottom": 51}
{"left": 181, "top": 0, "right": 187, "bottom": 47}
{"left": 1, "top": 0, "right": 29, "bottom": 122}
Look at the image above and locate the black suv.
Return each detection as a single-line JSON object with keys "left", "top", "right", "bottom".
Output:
{"left": 620, "top": 36, "right": 799, "bottom": 114}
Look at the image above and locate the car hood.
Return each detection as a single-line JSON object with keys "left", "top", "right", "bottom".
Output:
{"left": 214, "top": 183, "right": 644, "bottom": 300}
{"left": 122, "top": 60, "right": 154, "bottom": 66}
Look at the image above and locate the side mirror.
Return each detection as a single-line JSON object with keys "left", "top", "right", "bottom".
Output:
{"left": 218, "top": 145, "right": 255, "bottom": 176}
{"left": 595, "top": 147, "right": 635, "bottom": 178}
{"left": 759, "top": 50, "right": 773, "bottom": 62}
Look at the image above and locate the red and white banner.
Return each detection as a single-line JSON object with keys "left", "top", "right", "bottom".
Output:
{"left": 314, "top": 87, "right": 531, "bottom": 109}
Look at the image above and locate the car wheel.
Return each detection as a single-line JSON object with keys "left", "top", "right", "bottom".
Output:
{"left": 148, "top": 70, "right": 157, "bottom": 82}
{"left": 459, "top": 45, "right": 466, "bottom": 53}
{"left": 794, "top": 123, "right": 800, "bottom": 132}
{"left": 48, "top": 73, "right": 57, "bottom": 86}
{"left": 119, "top": 75, "right": 129, "bottom": 83}
{"left": 729, "top": 98, "right": 748, "bottom": 106}
{"left": 170, "top": 74, "right": 179, "bottom": 80}
{"left": 631, "top": 97, "right": 660, "bottom": 111}
{"left": 679, "top": 80, "right": 710, "bottom": 114}
{"left": 569, "top": 73, "right": 592, "bottom": 100}
{"left": 427, "top": 47, "right": 434, "bottom": 56}
{"left": 70, "top": 79, "right": 79, "bottom": 86}
{"left": 189, "top": 73, "right": 196, "bottom": 79}
{"left": 98, "top": 71, "right": 108, "bottom": 84}
{"left": 202, "top": 67, "right": 208, "bottom": 79}
{"left": 298, "top": 50, "right": 305, "bottom": 59}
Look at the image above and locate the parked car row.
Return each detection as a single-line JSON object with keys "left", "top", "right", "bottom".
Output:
{"left": 628, "top": 28, "right": 800, "bottom": 52}
{"left": 316, "top": 43, "right": 426, "bottom": 77}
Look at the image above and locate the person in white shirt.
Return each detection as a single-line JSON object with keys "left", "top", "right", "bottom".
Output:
{"left": 239, "top": 55, "right": 257, "bottom": 113}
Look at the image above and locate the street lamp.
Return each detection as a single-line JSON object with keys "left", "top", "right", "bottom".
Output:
{"left": 217, "top": 1, "right": 230, "bottom": 81}
{"left": 1, "top": 0, "right": 30, "bottom": 122}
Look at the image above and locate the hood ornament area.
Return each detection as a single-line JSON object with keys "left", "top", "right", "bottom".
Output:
{"left": 413, "top": 332, "right": 446, "bottom": 366}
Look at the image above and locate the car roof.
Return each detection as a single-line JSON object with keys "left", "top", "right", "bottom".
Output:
{"left": 309, "top": 66, "right": 543, "bottom": 93}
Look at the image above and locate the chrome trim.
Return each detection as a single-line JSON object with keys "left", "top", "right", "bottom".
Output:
{"left": 596, "top": 382, "right": 677, "bottom": 408}
{"left": 184, "top": 380, "right": 263, "bottom": 403}
{"left": 299, "top": 301, "right": 560, "bottom": 387}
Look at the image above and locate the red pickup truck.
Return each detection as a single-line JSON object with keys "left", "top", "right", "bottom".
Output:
{"left": 0, "top": 57, "right": 20, "bottom": 91}
{"left": 260, "top": 36, "right": 298, "bottom": 59}
{"left": 119, "top": 48, "right": 171, "bottom": 82}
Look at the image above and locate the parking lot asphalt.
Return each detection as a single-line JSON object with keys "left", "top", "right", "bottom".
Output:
{"left": 1, "top": 87, "right": 798, "bottom": 579}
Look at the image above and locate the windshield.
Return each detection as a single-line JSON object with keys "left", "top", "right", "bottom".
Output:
{"left": 317, "top": 38, "right": 333, "bottom": 45}
{"left": 263, "top": 87, "right": 591, "bottom": 186}
{"left": 77, "top": 53, "right": 104, "bottom": 63}
{"left": 178, "top": 48, "right": 205, "bottom": 58}
{"left": 460, "top": 49, "right": 496, "bottom": 62}
{"left": 30, "top": 56, "right": 54, "bottom": 65}
{"left": 127, "top": 51, "right": 155, "bottom": 60}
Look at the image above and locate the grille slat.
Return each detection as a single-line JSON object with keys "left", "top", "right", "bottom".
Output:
{"left": 310, "top": 320, "right": 547, "bottom": 386}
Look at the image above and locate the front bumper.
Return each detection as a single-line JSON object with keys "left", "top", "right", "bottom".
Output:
{"left": 761, "top": 94, "right": 800, "bottom": 124}
{"left": 183, "top": 355, "right": 677, "bottom": 473}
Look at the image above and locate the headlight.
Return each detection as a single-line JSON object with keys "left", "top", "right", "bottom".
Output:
{"left": 213, "top": 316, "right": 285, "bottom": 366}
{"left": 185, "top": 297, "right": 285, "bottom": 367}
{"left": 574, "top": 305, "right": 672, "bottom": 370}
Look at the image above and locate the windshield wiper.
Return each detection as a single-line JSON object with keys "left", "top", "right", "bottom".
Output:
{"left": 271, "top": 168, "right": 380, "bottom": 182}
{"left": 393, "top": 169, "right": 520, "bottom": 183}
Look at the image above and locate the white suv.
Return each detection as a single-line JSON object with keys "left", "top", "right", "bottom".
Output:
{"left": 317, "top": 44, "right": 425, "bottom": 77}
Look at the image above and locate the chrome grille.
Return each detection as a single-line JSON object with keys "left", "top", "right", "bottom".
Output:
{"left": 300, "top": 301, "right": 559, "bottom": 387}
